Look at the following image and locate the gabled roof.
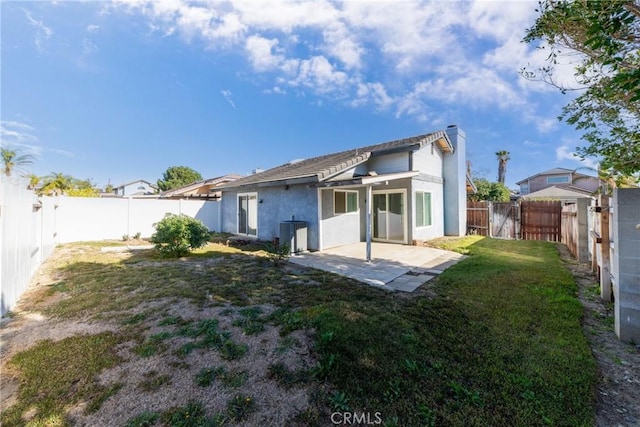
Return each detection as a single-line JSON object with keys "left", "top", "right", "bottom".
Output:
{"left": 516, "top": 168, "right": 591, "bottom": 185}
{"left": 521, "top": 184, "right": 595, "bottom": 199}
{"left": 116, "top": 179, "right": 157, "bottom": 189}
{"left": 220, "top": 132, "right": 452, "bottom": 189}
{"left": 160, "top": 174, "right": 243, "bottom": 197}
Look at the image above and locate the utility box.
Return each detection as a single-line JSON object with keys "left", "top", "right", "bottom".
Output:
{"left": 279, "top": 221, "right": 307, "bottom": 254}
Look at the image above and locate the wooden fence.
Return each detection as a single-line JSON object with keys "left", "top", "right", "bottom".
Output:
{"left": 466, "top": 201, "right": 490, "bottom": 236}
{"left": 521, "top": 200, "right": 562, "bottom": 241}
{"left": 467, "top": 200, "right": 562, "bottom": 242}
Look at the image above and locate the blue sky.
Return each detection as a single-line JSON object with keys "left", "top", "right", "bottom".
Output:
{"left": 1, "top": 0, "right": 598, "bottom": 190}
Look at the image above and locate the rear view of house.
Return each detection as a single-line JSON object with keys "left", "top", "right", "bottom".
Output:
{"left": 218, "top": 126, "right": 469, "bottom": 251}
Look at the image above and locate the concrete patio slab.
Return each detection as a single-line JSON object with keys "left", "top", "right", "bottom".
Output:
{"left": 289, "top": 242, "right": 465, "bottom": 292}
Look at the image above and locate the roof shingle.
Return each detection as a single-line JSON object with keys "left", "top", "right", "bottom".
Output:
{"left": 221, "top": 132, "right": 446, "bottom": 189}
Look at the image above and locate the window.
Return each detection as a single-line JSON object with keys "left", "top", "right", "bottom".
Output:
{"left": 520, "top": 184, "right": 529, "bottom": 195}
{"left": 546, "top": 176, "right": 570, "bottom": 184}
{"left": 334, "top": 190, "right": 358, "bottom": 214}
{"left": 416, "top": 191, "right": 431, "bottom": 227}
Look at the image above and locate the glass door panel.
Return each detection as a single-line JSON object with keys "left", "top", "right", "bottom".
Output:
{"left": 372, "top": 191, "right": 405, "bottom": 243}
{"left": 373, "top": 193, "right": 387, "bottom": 239}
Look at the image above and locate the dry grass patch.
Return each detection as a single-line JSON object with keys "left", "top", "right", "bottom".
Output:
{"left": 1, "top": 238, "right": 598, "bottom": 426}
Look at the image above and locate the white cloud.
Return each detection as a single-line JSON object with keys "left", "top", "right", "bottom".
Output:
{"left": 556, "top": 142, "right": 599, "bottom": 170}
{"left": 245, "top": 35, "right": 283, "bottom": 72}
{"left": 0, "top": 121, "right": 74, "bottom": 158}
{"left": 21, "top": 8, "right": 54, "bottom": 52}
{"left": 86, "top": 24, "right": 100, "bottom": 33}
{"left": 82, "top": 39, "right": 99, "bottom": 55}
{"left": 291, "top": 56, "right": 349, "bottom": 94}
{"left": 1, "top": 121, "right": 38, "bottom": 144}
{"left": 221, "top": 90, "right": 236, "bottom": 108}
{"left": 353, "top": 82, "right": 394, "bottom": 109}
{"left": 113, "top": 0, "right": 574, "bottom": 127}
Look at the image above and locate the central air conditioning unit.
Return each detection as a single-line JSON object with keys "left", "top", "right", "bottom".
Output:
{"left": 280, "top": 220, "right": 307, "bottom": 254}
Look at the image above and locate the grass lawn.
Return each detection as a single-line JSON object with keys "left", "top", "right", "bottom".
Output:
{"left": 0, "top": 236, "right": 597, "bottom": 426}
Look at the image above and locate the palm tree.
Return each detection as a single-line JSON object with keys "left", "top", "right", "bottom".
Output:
{"left": 26, "top": 173, "right": 41, "bottom": 190}
{"left": 496, "top": 150, "right": 510, "bottom": 184}
{"left": 1, "top": 147, "right": 34, "bottom": 177}
{"left": 40, "top": 172, "right": 74, "bottom": 196}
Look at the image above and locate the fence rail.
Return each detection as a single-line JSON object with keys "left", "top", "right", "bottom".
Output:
{"left": 467, "top": 200, "right": 563, "bottom": 242}
{"left": 521, "top": 200, "right": 562, "bottom": 242}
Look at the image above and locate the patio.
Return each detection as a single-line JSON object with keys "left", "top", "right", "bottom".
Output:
{"left": 288, "top": 242, "right": 465, "bottom": 292}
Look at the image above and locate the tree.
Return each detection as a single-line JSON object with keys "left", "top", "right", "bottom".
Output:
{"left": 26, "top": 174, "right": 41, "bottom": 190}
{"left": 575, "top": 166, "right": 639, "bottom": 195}
{"left": 495, "top": 150, "right": 510, "bottom": 184}
{"left": 39, "top": 172, "right": 74, "bottom": 196}
{"left": 523, "top": 0, "right": 640, "bottom": 175}
{"left": 469, "top": 178, "right": 511, "bottom": 202}
{"left": 1, "top": 147, "right": 34, "bottom": 177}
{"left": 157, "top": 166, "right": 203, "bottom": 191}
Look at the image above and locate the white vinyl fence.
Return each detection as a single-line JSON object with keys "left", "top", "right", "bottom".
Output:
{"left": 0, "top": 179, "right": 221, "bottom": 316}
{"left": 1, "top": 179, "right": 56, "bottom": 316}
{"left": 54, "top": 196, "right": 221, "bottom": 243}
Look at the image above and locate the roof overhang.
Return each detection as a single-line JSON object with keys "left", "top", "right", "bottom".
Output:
{"left": 424, "top": 131, "right": 453, "bottom": 153}
{"left": 314, "top": 171, "right": 420, "bottom": 188}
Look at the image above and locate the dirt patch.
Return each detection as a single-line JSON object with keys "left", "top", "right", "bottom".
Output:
{"left": 557, "top": 244, "right": 640, "bottom": 427}
{"left": 0, "top": 243, "right": 321, "bottom": 425}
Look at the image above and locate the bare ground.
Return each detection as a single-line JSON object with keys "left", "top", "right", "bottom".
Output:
{"left": 0, "top": 246, "right": 321, "bottom": 426}
{"left": 556, "top": 244, "right": 640, "bottom": 427}
{"left": 1, "top": 243, "right": 640, "bottom": 426}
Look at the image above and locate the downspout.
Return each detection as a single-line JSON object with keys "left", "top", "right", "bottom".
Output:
{"left": 366, "top": 184, "right": 372, "bottom": 262}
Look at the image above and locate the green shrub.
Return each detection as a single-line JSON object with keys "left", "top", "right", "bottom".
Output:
{"left": 150, "top": 214, "right": 210, "bottom": 257}
{"left": 265, "top": 242, "right": 290, "bottom": 266}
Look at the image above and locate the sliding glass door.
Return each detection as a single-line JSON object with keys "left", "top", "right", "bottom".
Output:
{"left": 372, "top": 190, "right": 406, "bottom": 243}
{"left": 238, "top": 193, "right": 257, "bottom": 237}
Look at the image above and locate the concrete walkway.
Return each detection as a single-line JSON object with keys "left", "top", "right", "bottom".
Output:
{"left": 289, "top": 242, "right": 465, "bottom": 292}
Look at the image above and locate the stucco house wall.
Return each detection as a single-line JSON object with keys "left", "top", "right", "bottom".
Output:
{"left": 219, "top": 129, "right": 469, "bottom": 252}
{"left": 221, "top": 186, "right": 320, "bottom": 250}
{"left": 411, "top": 178, "right": 445, "bottom": 242}
{"left": 319, "top": 187, "right": 365, "bottom": 249}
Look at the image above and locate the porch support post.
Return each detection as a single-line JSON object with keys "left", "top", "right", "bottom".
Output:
{"left": 366, "top": 184, "right": 372, "bottom": 262}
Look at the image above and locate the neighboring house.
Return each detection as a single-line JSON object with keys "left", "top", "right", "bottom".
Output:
{"left": 218, "top": 126, "right": 469, "bottom": 252}
{"left": 516, "top": 168, "right": 599, "bottom": 196}
{"left": 521, "top": 185, "right": 595, "bottom": 203}
{"left": 160, "top": 174, "right": 243, "bottom": 200}
{"left": 113, "top": 180, "right": 157, "bottom": 197}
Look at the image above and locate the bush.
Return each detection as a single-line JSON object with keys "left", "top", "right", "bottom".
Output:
{"left": 150, "top": 214, "right": 210, "bottom": 257}
{"left": 265, "top": 242, "right": 290, "bottom": 266}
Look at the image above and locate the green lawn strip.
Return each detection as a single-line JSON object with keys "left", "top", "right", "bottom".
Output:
{"left": 273, "top": 237, "right": 597, "bottom": 426}
{"left": 1, "top": 332, "right": 124, "bottom": 426}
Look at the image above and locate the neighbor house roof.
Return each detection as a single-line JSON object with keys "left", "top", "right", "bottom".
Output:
{"left": 219, "top": 132, "right": 453, "bottom": 189}
{"left": 521, "top": 185, "right": 595, "bottom": 200}
{"left": 116, "top": 179, "right": 157, "bottom": 189}
{"left": 160, "top": 174, "right": 243, "bottom": 198}
{"left": 516, "top": 168, "right": 588, "bottom": 185}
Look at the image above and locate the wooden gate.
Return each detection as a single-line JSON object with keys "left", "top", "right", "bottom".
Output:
{"left": 467, "top": 201, "right": 490, "bottom": 236}
{"left": 467, "top": 200, "right": 563, "bottom": 241}
{"left": 491, "top": 202, "right": 517, "bottom": 239}
{"left": 520, "top": 200, "right": 562, "bottom": 241}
